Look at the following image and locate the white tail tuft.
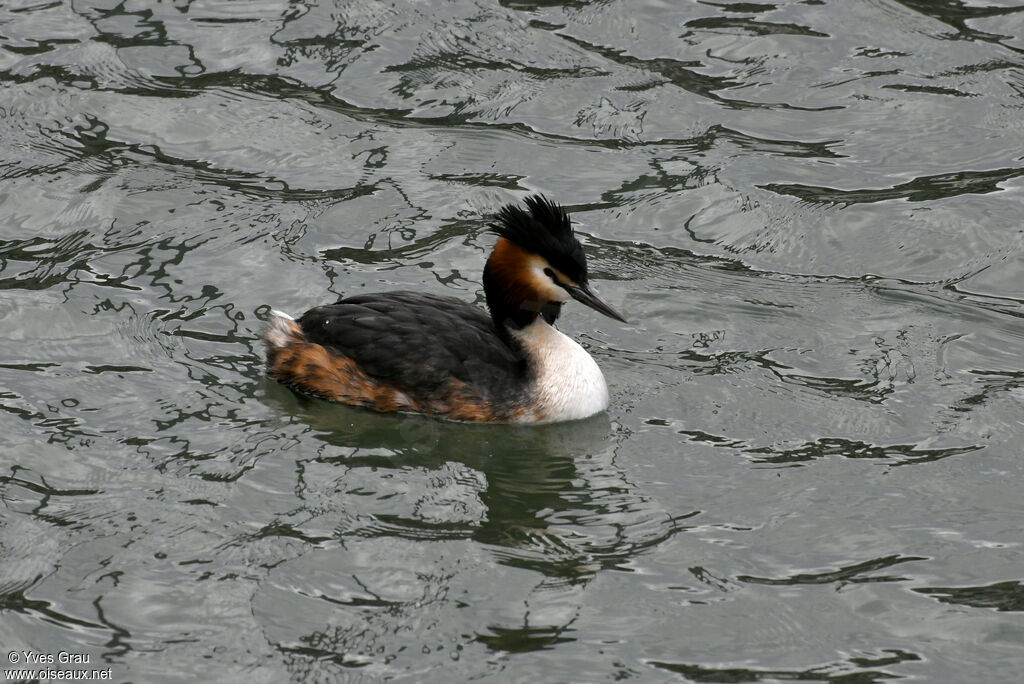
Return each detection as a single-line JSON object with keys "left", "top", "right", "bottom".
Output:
{"left": 265, "top": 309, "right": 297, "bottom": 349}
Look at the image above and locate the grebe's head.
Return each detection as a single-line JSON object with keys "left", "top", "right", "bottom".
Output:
{"left": 483, "top": 195, "right": 626, "bottom": 330}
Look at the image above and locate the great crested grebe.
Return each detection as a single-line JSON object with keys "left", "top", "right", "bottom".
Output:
{"left": 264, "top": 195, "right": 626, "bottom": 423}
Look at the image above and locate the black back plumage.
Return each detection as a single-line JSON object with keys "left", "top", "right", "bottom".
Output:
{"left": 491, "top": 195, "right": 588, "bottom": 285}
{"left": 298, "top": 291, "right": 528, "bottom": 400}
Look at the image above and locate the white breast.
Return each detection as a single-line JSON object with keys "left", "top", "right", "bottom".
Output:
{"left": 511, "top": 319, "right": 610, "bottom": 423}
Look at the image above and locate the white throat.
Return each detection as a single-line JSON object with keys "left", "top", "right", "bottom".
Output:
{"left": 511, "top": 318, "right": 610, "bottom": 423}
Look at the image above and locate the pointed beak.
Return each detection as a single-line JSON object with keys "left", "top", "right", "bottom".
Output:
{"left": 565, "top": 282, "right": 627, "bottom": 323}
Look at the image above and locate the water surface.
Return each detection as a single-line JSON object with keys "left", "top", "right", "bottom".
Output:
{"left": 2, "top": 0, "right": 1024, "bottom": 681}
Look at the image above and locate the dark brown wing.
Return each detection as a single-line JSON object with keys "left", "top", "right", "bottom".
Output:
{"left": 297, "top": 291, "right": 528, "bottom": 402}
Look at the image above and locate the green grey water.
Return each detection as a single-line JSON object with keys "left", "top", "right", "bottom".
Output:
{"left": 2, "top": 0, "right": 1023, "bottom": 681}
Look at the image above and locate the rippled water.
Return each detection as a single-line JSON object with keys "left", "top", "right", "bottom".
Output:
{"left": 2, "top": 0, "right": 1024, "bottom": 681}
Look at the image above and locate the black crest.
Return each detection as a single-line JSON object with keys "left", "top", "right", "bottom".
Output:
{"left": 491, "top": 195, "right": 588, "bottom": 283}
